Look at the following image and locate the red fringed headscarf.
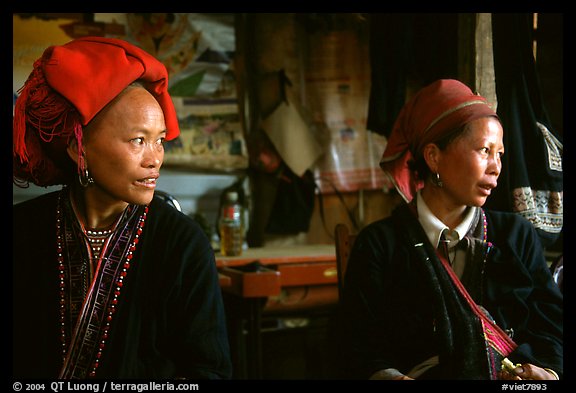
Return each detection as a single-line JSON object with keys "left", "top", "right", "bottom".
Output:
{"left": 380, "top": 79, "right": 498, "bottom": 202}
{"left": 13, "top": 36, "right": 180, "bottom": 187}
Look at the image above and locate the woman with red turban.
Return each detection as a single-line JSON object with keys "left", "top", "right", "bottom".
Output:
{"left": 335, "top": 79, "right": 562, "bottom": 380}
{"left": 13, "top": 37, "right": 232, "bottom": 379}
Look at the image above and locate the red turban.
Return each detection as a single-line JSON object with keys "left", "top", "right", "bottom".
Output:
{"left": 13, "top": 36, "right": 180, "bottom": 187}
{"left": 380, "top": 79, "right": 497, "bottom": 202}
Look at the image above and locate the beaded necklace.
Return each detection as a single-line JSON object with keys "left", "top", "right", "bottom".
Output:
{"left": 69, "top": 192, "right": 122, "bottom": 270}
{"left": 482, "top": 208, "right": 493, "bottom": 250}
{"left": 85, "top": 228, "right": 114, "bottom": 260}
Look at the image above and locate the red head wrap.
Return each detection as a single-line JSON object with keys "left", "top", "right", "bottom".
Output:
{"left": 380, "top": 79, "right": 497, "bottom": 202}
{"left": 13, "top": 36, "right": 180, "bottom": 187}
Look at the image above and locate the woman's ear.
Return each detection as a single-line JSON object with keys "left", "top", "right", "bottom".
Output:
{"left": 67, "top": 138, "right": 80, "bottom": 165}
{"left": 422, "top": 143, "right": 440, "bottom": 174}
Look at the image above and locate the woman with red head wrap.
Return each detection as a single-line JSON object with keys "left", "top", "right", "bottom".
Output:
{"left": 335, "top": 80, "right": 562, "bottom": 380}
{"left": 13, "top": 37, "right": 231, "bottom": 379}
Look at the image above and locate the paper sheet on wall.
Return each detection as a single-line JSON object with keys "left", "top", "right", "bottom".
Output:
{"left": 121, "top": 13, "right": 236, "bottom": 99}
{"left": 163, "top": 98, "right": 248, "bottom": 171}
{"left": 261, "top": 99, "right": 322, "bottom": 177}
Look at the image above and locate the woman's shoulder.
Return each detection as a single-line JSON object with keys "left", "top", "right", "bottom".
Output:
{"left": 147, "top": 195, "right": 211, "bottom": 245}
{"left": 140, "top": 196, "right": 215, "bottom": 269}
{"left": 13, "top": 190, "right": 60, "bottom": 216}
{"left": 363, "top": 215, "right": 397, "bottom": 232}
{"left": 358, "top": 202, "right": 413, "bottom": 237}
{"left": 484, "top": 209, "right": 542, "bottom": 249}
{"left": 354, "top": 215, "right": 399, "bottom": 248}
{"left": 149, "top": 194, "right": 192, "bottom": 221}
{"left": 484, "top": 209, "right": 535, "bottom": 231}
{"left": 13, "top": 191, "right": 61, "bottom": 245}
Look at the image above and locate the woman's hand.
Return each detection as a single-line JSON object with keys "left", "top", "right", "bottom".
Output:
{"left": 392, "top": 375, "right": 415, "bottom": 380}
{"left": 500, "top": 363, "right": 559, "bottom": 380}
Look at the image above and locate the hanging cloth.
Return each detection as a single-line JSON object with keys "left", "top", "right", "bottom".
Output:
{"left": 488, "top": 13, "right": 563, "bottom": 248}
{"left": 366, "top": 13, "right": 459, "bottom": 137}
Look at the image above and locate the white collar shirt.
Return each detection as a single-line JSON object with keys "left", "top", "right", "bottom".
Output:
{"left": 416, "top": 191, "right": 477, "bottom": 278}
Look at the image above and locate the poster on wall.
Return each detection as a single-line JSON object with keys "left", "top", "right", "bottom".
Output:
{"left": 304, "top": 26, "right": 392, "bottom": 194}
{"left": 162, "top": 98, "right": 247, "bottom": 171}
{"left": 13, "top": 14, "right": 82, "bottom": 107}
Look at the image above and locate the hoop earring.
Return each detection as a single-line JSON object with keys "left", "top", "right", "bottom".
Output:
{"left": 79, "top": 168, "right": 94, "bottom": 188}
{"left": 433, "top": 172, "right": 443, "bottom": 187}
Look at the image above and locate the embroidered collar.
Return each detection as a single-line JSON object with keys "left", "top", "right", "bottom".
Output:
{"left": 57, "top": 187, "right": 149, "bottom": 378}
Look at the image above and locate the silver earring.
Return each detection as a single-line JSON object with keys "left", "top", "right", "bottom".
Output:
{"left": 79, "top": 168, "right": 94, "bottom": 188}
{"left": 433, "top": 173, "right": 443, "bottom": 187}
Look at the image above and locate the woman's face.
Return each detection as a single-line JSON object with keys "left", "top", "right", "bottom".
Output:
{"left": 436, "top": 117, "right": 504, "bottom": 208}
{"left": 82, "top": 87, "right": 167, "bottom": 206}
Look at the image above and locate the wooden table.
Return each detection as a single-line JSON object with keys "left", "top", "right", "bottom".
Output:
{"left": 216, "top": 244, "right": 337, "bottom": 379}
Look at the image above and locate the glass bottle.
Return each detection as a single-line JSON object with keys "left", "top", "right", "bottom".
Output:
{"left": 219, "top": 191, "right": 244, "bottom": 256}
